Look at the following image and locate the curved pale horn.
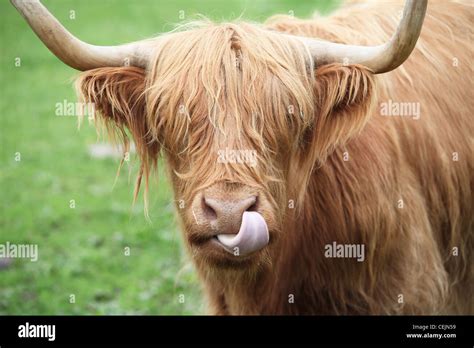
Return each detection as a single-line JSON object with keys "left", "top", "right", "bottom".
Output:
{"left": 296, "top": 0, "right": 428, "bottom": 74}
{"left": 11, "top": 0, "right": 154, "bottom": 71}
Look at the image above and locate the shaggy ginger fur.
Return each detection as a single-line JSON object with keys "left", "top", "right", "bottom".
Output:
{"left": 76, "top": 0, "right": 473, "bottom": 314}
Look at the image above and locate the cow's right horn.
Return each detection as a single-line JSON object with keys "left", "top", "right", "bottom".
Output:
{"left": 11, "top": 0, "right": 154, "bottom": 71}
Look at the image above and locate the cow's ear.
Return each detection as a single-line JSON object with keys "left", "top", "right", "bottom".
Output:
{"left": 75, "top": 67, "right": 147, "bottom": 146}
{"left": 75, "top": 67, "right": 160, "bottom": 204}
{"left": 308, "top": 64, "right": 376, "bottom": 162}
{"left": 290, "top": 64, "right": 376, "bottom": 205}
{"left": 75, "top": 66, "right": 159, "bottom": 167}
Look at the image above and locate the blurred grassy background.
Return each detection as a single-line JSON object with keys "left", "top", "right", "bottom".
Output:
{"left": 0, "top": 0, "right": 338, "bottom": 314}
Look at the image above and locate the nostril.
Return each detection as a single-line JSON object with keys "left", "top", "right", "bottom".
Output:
{"left": 202, "top": 197, "right": 218, "bottom": 220}
{"left": 245, "top": 196, "right": 259, "bottom": 212}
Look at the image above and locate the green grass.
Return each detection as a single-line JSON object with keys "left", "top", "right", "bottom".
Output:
{"left": 0, "top": 0, "right": 338, "bottom": 315}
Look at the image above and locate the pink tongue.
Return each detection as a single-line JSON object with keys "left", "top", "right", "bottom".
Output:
{"left": 216, "top": 212, "right": 269, "bottom": 256}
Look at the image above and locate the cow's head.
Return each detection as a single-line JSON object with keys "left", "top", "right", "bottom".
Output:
{"left": 12, "top": 0, "right": 426, "bottom": 272}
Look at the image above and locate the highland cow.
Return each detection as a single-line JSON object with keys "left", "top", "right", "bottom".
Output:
{"left": 12, "top": 0, "right": 473, "bottom": 314}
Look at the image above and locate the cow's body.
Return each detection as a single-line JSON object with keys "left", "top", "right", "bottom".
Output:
{"left": 202, "top": 1, "right": 474, "bottom": 314}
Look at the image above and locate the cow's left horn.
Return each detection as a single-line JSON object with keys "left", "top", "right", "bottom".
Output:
{"left": 11, "top": 0, "right": 154, "bottom": 71}
{"left": 297, "top": 0, "right": 427, "bottom": 74}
